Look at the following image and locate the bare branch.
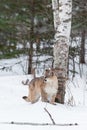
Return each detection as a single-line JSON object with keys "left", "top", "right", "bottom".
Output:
{"left": 0, "top": 121, "right": 78, "bottom": 126}
{"left": 44, "top": 107, "right": 56, "bottom": 125}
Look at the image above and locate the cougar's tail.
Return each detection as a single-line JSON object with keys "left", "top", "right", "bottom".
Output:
{"left": 22, "top": 96, "right": 30, "bottom": 102}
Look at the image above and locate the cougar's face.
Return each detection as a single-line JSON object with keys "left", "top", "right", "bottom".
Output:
{"left": 44, "top": 75, "right": 53, "bottom": 83}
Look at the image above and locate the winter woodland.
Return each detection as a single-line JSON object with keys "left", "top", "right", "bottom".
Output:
{"left": 0, "top": 0, "right": 87, "bottom": 130}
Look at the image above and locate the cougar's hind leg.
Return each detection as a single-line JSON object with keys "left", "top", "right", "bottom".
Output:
{"left": 30, "top": 90, "right": 40, "bottom": 103}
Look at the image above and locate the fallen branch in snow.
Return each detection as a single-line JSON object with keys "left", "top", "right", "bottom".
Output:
{"left": 44, "top": 107, "right": 56, "bottom": 125}
{"left": 0, "top": 121, "right": 78, "bottom": 126}
{"left": 0, "top": 106, "right": 78, "bottom": 126}
{"left": 0, "top": 61, "right": 22, "bottom": 71}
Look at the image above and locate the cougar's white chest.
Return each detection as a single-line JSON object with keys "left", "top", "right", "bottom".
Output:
{"left": 44, "top": 85, "right": 57, "bottom": 95}
{"left": 44, "top": 76, "right": 58, "bottom": 96}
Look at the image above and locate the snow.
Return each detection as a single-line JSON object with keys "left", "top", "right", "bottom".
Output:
{"left": 0, "top": 59, "right": 87, "bottom": 130}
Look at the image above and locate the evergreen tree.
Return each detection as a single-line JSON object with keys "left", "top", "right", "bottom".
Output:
{"left": 0, "top": 0, "right": 54, "bottom": 73}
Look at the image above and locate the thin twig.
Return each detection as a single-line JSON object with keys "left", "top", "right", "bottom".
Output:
{"left": 44, "top": 107, "right": 56, "bottom": 125}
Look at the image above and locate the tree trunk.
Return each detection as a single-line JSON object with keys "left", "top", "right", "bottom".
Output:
{"left": 52, "top": 0, "right": 72, "bottom": 103}
{"left": 28, "top": 0, "right": 34, "bottom": 74}
{"left": 80, "top": 29, "right": 86, "bottom": 64}
{"left": 28, "top": 42, "right": 33, "bottom": 74}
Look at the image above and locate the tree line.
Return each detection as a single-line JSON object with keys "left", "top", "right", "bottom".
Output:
{"left": 0, "top": 0, "right": 87, "bottom": 75}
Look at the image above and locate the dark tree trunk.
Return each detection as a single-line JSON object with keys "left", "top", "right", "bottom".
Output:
{"left": 28, "top": 0, "right": 34, "bottom": 74}
{"left": 54, "top": 68, "right": 66, "bottom": 104}
{"left": 80, "top": 29, "right": 86, "bottom": 64}
{"left": 28, "top": 42, "right": 33, "bottom": 74}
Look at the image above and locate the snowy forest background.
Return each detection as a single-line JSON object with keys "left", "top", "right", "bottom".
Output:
{"left": 0, "top": 1, "right": 87, "bottom": 130}
{"left": 0, "top": 0, "right": 87, "bottom": 78}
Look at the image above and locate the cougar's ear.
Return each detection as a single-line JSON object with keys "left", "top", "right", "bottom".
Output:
{"left": 31, "top": 67, "right": 36, "bottom": 78}
{"left": 52, "top": 71, "right": 54, "bottom": 76}
{"left": 44, "top": 69, "right": 50, "bottom": 77}
{"left": 51, "top": 70, "right": 56, "bottom": 76}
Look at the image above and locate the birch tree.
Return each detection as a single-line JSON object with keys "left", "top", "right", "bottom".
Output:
{"left": 52, "top": 0, "right": 72, "bottom": 103}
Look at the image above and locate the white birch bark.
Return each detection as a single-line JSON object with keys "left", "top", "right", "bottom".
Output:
{"left": 52, "top": 0, "right": 72, "bottom": 103}
{"left": 52, "top": 0, "right": 72, "bottom": 76}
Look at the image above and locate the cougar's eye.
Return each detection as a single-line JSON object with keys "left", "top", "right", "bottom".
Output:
{"left": 45, "top": 79, "right": 47, "bottom": 81}
{"left": 44, "top": 77, "right": 47, "bottom": 82}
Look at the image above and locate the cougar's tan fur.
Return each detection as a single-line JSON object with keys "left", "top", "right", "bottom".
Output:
{"left": 22, "top": 69, "right": 58, "bottom": 104}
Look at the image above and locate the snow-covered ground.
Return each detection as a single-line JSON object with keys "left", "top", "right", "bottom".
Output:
{"left": 0, "top": 55, "right": 52, "bottom": 76}
{"left": 0, "top": 58, "right": 87, "bottom": 130}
